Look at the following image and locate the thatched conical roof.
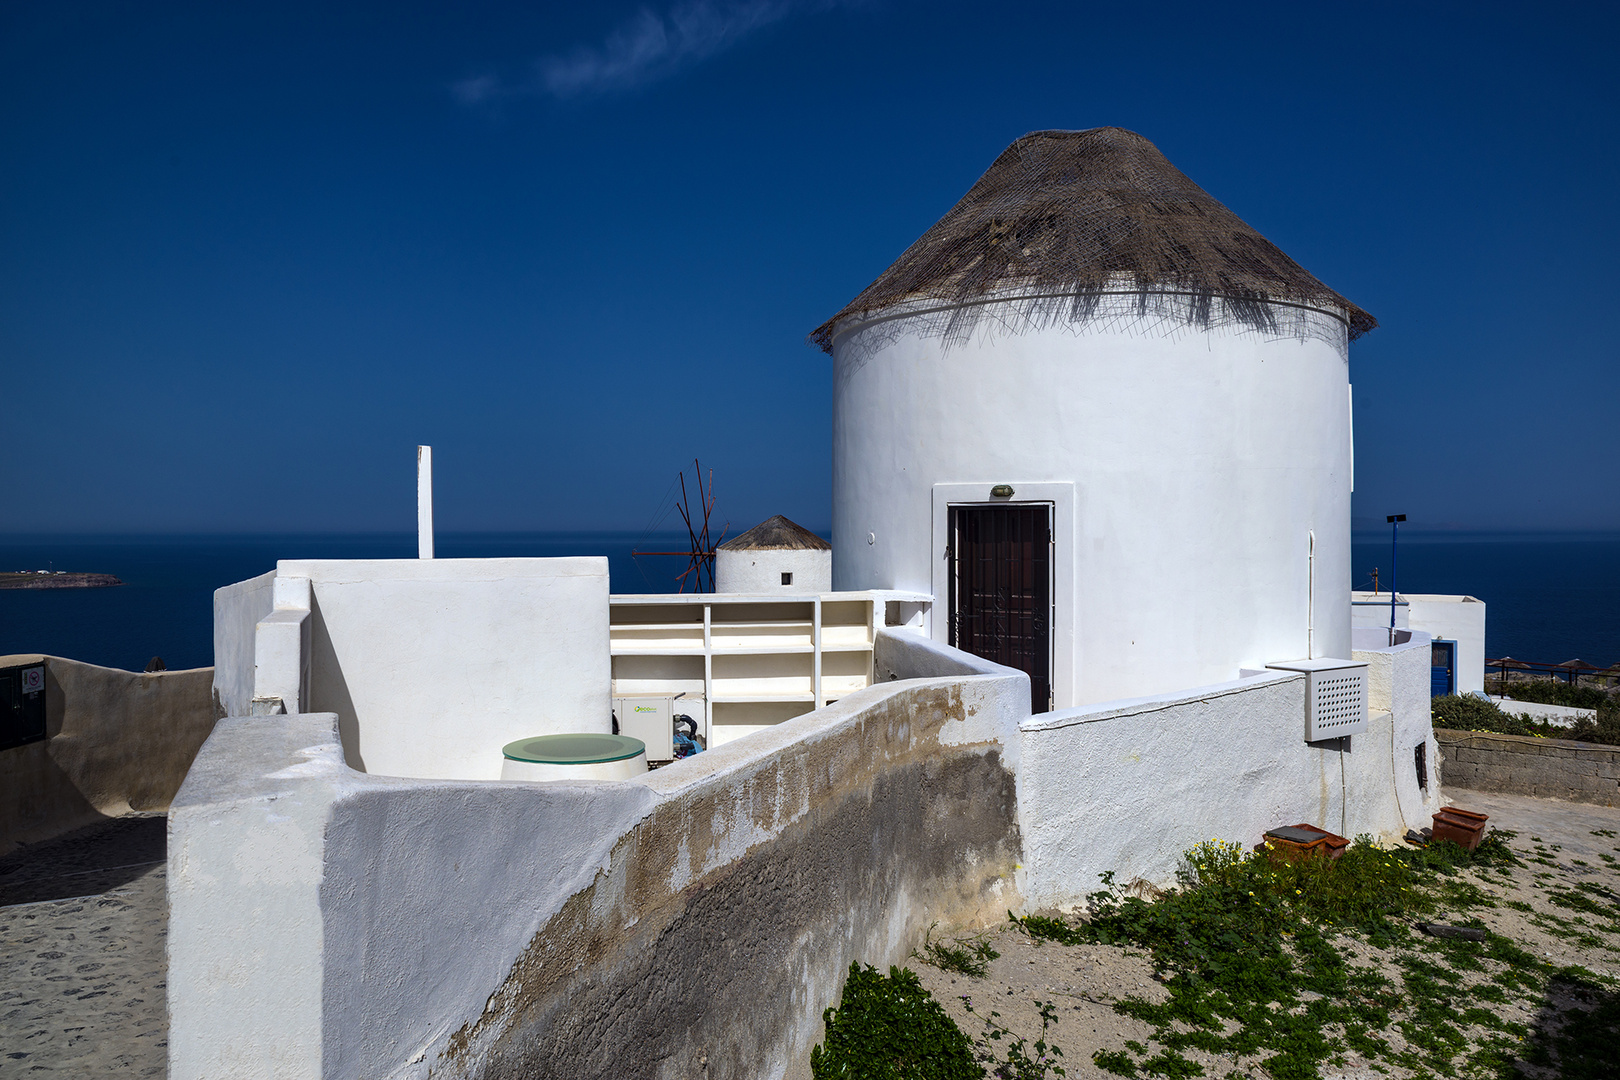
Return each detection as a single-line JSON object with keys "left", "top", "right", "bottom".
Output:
{"left": 810, "top": 127, "right": 1375, "bottom": 352}
{"left": 718, "top": 515, "right": 830, "bottom": 552}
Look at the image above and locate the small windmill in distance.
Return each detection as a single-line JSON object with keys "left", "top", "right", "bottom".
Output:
{"left": 633, "top": 460, "right": 730, "bottom": 593}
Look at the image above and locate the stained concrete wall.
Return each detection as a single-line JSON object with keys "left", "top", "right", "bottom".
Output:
{"left": 1436, "top": 729, "right": 1620, "bottom": 807}
{"left": 168, "top": 627, "right": 1027, "bottom": 1080}
{"left": 1019, "top": 634, "right": 1441, "bottom": 910}
{"left": 1, "top": 654, "right": 216, "bottom": 850}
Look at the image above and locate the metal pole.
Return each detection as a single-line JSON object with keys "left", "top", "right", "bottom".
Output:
{"left": 1386, "top": 514, "right": 1405, "bottom": 646}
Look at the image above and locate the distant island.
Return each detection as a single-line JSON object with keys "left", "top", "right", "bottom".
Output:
{"left": 0, "top": 571, "right": 124, "bottom": 590}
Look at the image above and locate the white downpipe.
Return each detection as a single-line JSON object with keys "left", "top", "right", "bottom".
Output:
{"left": 418, "top": 445, "right": 434, "bottom": 559}
{"left": 1348, "top": 384, "right": 1354, "bottom": 494}
{"left": 1307, "top": 530, "right": 1316, "bottom": 659}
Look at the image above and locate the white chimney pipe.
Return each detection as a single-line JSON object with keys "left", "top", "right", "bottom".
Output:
{"left": 417, "top": 445, "right": 434, "bottom": 559}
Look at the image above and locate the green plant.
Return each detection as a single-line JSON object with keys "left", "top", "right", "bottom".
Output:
{"left": 1007, "top": 910, "right": 1087, "bottom": 946}
{"left": 1568, "top": 701, "right": 1620, "bottom": 746}
{"left": 914, "top": 924, "right": 1000, "bottom": 978}
{"left": 811, "top": 964, "right": 981, "bottom": 1080}
{"left": 1490, "top": 677, "right": 1613, "bottom": 709}
{"left": 963, "top": 997, "right": 1067, "bottom": 1078}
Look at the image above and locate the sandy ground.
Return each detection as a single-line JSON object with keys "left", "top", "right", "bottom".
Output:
{"left": 912, "top": 790, "right": 1620, "bottom": 1078}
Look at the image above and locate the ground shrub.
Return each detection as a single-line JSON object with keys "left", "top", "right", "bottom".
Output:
{"left": 1490, "top": 678, "right": 1613, "bottom": 710}
{"left": 915, "top": 926, "right": 1000, "bottom": 978}
{"left": 811, "top": 963, "right": 981, "bottom": 1080}
{"left": 1567, "top": 701, "right": 1620, "bottom": 747}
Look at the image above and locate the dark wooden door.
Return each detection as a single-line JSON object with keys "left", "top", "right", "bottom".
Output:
{"left": 950, "top": 505, "right": 1052, "bottom": 713}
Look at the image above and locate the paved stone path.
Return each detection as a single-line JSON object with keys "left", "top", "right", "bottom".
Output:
{"left": 0, "top": 817, "right": 168, "bottom": 1078}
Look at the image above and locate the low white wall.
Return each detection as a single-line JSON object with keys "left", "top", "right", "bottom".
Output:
{"left": 1356, "top": 634, "right": 1444, "bottom": 830}
{"left": 169, "top": 634, "right": 1027, "bottom": 1080}
{"left": 278, "top": 558, "right": 610, "bottom": 781}
{"left": 715, "top": 548, "right": 832, "bottom": 593}
{"left": 213, "top": 570, "right": 275, "bottom": 717}
{"left": 1404, "top": 594, "right": 1487, "bottom": 694}
{"left": 1020, "top": 655, "right": 1439, "bottom": 911}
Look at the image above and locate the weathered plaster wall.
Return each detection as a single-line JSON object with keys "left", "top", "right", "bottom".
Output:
{"left": 1436, "top": 729, "right": 1620, "bottom": 806}
{"left": 1, "top": 654, "right": 215, "bottom": 850}
{"left": 1019, "top": 653, "right": 1439, "bottom": 911}
{"left": 168, "top": 630, "right": 1026, "bottom": 1080}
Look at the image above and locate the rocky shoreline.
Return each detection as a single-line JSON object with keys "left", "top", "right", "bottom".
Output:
{"left": 0, "top": 572, "right": 123, "bottom": 590}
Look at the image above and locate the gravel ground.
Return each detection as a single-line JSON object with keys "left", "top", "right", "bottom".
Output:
{"left": 0, "top": 816, "right": 168, "bottom": 1078}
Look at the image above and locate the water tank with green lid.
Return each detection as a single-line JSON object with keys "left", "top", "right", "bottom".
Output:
{"left": 500, "top": 733, "right": 648, "bottom": 782}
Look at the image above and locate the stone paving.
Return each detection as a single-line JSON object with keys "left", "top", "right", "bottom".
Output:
{"left": 0, "top": 816, "right": 168, "bottom": 1078}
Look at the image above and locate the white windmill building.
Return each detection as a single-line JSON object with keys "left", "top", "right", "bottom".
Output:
{"left": 812, "top": 127, "right": 1376, "bottom": 712}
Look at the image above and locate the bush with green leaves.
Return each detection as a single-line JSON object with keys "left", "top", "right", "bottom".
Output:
{"left": 1490, "top": 677, "right": 1613, "bottom": 709}
{"left": 1568, "top": 700, "right": 1620, "bottom": 746}
{"left": 811, "top": 963, "right": 980, "bottom": 1080}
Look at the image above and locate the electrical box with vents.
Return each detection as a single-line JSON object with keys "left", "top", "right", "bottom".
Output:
{"left": 1265, "top": 659, "right": 1368, "bottom": 742}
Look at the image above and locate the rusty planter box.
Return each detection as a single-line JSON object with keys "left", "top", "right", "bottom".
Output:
{"left": 1257, "top": 823, "right": 1351, "bottom": 863}
{"left": 1431, "top": 807, "right": 1489, "bottom": 852}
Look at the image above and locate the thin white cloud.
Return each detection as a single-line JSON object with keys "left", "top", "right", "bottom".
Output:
{"left": 457, "top": 1, "right": 837, "bottom": 103}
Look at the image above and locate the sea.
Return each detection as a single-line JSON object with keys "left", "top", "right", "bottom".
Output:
{"left": 1, "top": 532, "right": 1617, "bottom": 673}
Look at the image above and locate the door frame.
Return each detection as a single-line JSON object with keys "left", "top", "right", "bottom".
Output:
{"left": 932, "top": 482, "right": 1076, "bottom": 711}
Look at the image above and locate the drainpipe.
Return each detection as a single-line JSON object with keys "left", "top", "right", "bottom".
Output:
{"left": 1307, "top": 531, "right": 1315, "bottom": 659}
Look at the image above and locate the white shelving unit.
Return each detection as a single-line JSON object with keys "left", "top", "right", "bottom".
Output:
{"left": 609, "top": 592, "right": 928, "bottom": 749}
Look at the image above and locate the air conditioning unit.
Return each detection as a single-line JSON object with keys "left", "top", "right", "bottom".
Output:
{"left": 613, "top": 695, "right": 676, "bottom": 761}
{"left": 1265, "top": 659, "right": 1368, "bottom": 742}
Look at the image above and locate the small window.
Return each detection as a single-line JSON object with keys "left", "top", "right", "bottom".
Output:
{"left": 781, "top": 572, "right": 793, "bottom": 586}
{"left": 1414, "top": 743, "right": 1428, "bottom": 790}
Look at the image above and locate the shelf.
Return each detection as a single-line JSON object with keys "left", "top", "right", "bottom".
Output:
{"left": 711, "top": 693, "right": 817, "bottom": 704}
{"left": 710, "top": 620, "right": 813, "bottom": 630}
{"left": 610, "top": 646, "right": 706, "bottom": 656}
{"left": 711, "top": 645, "right": 814, "bottom": 655}
{"left": 819, "top": 643, "right": 874, "bottom": 653}
{"left": 608, "top": 621, "right": 704, "bottom": 631}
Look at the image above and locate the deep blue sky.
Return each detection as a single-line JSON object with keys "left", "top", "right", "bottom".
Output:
{"left": 3, "top": 1, "right": 1615, "bottom": 536}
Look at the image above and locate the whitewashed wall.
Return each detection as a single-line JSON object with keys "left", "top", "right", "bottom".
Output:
{"left": 715, "top": 548, "right": 832, "bottom": 593}
{"left": 1357, "top": 633, "right": 1444, "bottom": 824}
{"left": 214, "top": 559, "right": 612, "bottom": 782}
{"left": 1019, "top": 643, "right": 1438, "bottom": 911}
{"left": 168, "top": 634, "right": 1026, "bottom": 1080}
{"left": 1404, "top": 594, "right": 1487, "bottom": 694}
{"left": 831, "top": 298, "right": 1354, "bottom": 708}
{"left": 282, "top": 558, "right": 611, "bottom": 781}
{"left": 212, "top": 570, "right": 275, "bottom": 717}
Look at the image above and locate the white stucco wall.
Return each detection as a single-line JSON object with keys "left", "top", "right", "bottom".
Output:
{"left": 278, "top": 557, "right": 612, "bottom": 781}
{"left": 212, "top": 569, "right": 276, "bottom": 717}
{"left": 1404, "top": 594, "right": 1487, "bottom": 694}
{"left": 1355, "top": 633, "right": 1444, "bottom": 826}
{"left": 831, "top": 298, "right": 1354, "bottom": 708}
{"left": 168, "top": 632, "right": 1028, "bottom": 1080}
{"left": 715, "top": 547, "right": 832, "bottom": 593}
{"left": 1020, "top": 651, "right": 1439, "bottom": 910}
